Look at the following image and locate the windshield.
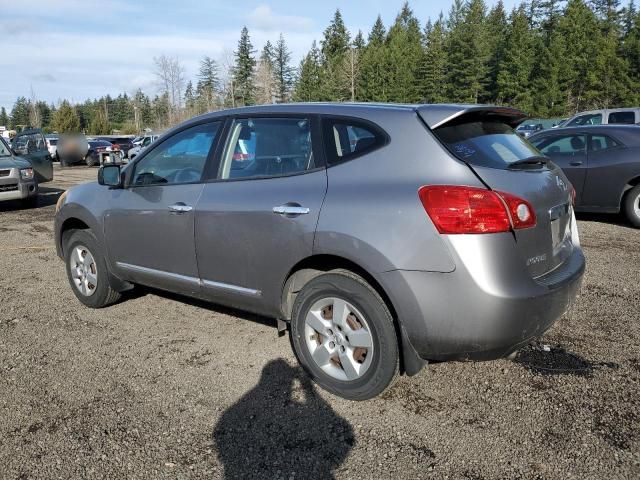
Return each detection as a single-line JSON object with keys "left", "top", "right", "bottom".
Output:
{"left": 434, "top": 120, "right": 542, "bottom": 169}
{"left": 0, "top": 138, "right": 12, "bottom": 156}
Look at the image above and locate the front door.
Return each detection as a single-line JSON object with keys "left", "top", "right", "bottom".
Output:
{"left": 195, "top": 116, "right": 327, "bottom": 315}
{"left": 533, "top": 133, "right": 588, "bottom": 205}
{"left": 12, "top": 129, "right": 53, "bottom": 182}
{"left": 104, "top": 121, "right": 222, "bottom": 295}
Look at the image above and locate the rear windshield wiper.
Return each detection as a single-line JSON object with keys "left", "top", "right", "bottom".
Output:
{"left": 508, "top": 156, "right": 548, "bottom": 169}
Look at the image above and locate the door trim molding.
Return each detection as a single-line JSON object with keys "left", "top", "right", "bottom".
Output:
{"left": 116, "top": 262, "right": 262, "bottom": 297}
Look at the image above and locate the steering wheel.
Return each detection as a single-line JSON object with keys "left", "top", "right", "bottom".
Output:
{"left": 173, "top": 168, "right": 201, "bottom": 183}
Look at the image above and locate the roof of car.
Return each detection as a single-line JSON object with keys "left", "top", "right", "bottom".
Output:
{"left": 188, "top": 102, "right": 526, "bottom": 129}
{"left": 529, "top": 124, "right": 640, "bottom": 145}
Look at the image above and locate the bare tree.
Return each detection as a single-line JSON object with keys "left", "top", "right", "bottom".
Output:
{"left": 340, "top": 48, "right": 361, "bottom": 102}
{"left": 255, "top": 57, "right": 276, "bottom": 105}
{"left": 153, "top": 55, "right": 186, "bottom": 125}
{"left": 220, "top": 49, "right": 237, "bottom": 108}
{"left": 29, "top": 86, "right": 41, "bottom": 128}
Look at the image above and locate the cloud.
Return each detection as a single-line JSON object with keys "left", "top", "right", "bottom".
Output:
{"left": 31, "top": 73, "right": 56, "bottom": 83}
{"left": 248, "top": 5, "right": 313, "bottom": 32}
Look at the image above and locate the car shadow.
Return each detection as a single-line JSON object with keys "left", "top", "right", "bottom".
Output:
{"left": 123, "top": 286, "right": 276, "bottom": 329}
{"left": 0, "top": 186, "right": 64, "bottom": 212}
{"left": 513, "top": 341, "right": 619, "bottom": 376}
{"left": 575, "top": 211, "right": 631, "bottom": 228}
{"left": 212, "top": 359, "right": 354, "bottom": 480}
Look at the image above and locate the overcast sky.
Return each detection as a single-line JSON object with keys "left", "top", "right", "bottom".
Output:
{"left": 0, "top": 0, "right": 519, "bottom": 111}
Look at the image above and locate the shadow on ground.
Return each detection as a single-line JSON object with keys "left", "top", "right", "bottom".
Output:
{"left": 0, "top": 186, "right": 63, "bottom": 212}
{"left": 513, "top": 341, "right": 619, "bottom": 376}
{"left": 213, "top": 359, "right": 353, "bottom": 480}
{"left": 575, "top": 211, "right": 631, "bottom": 228}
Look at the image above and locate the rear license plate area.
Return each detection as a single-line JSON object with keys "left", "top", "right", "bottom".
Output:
{"left": 550, "top": 203, "right": 572, "bottom": 252}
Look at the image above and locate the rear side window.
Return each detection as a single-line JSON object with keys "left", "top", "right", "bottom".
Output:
{"left": 323, "top": 119, "right": 386, "bottom": 165}
{"left": 589, "top": 134, "right": 621, "bottom": 152}
{"left": 608, "top": 111, "right": 635, "bottom": 124}
{"left": 219, "top": 117, "right": 314, "bottom": 180}
{"left": 434, "top": 120, "right": 541, "bottom": 169}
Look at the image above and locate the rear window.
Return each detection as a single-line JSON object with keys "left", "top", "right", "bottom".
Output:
{"left": 567, "top": 113, "right": 602, "bottom": 126}
{"left": 608, "top": 111, "right": 635, "bottom": 124}
{"left": 434, "top": 120, "right": 541, "bottom": 169}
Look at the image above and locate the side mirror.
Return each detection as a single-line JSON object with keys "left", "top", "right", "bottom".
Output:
{"left": 98, "top": 165, "right": 122, "bottom": 188}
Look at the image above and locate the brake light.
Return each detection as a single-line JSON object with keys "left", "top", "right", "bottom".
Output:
{"left": 418, "top": 185, "right": 536, "bottom": 234}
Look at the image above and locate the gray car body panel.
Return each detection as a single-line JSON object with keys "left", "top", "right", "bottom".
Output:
{"left": 530, "top": 125, "right": 640, "bottom": 212}
{"left": 55, "top": 103, "right": 585, "bottom": 365}
{"left": 0, "top": 141, "right": 39, "bottom": 201}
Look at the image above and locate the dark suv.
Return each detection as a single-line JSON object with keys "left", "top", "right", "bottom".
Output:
{"left": 55, "top": 103, "right": 585, "bottom": 400}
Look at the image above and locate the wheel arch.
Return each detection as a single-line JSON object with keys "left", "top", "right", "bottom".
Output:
{"left": 280, "top": 254, "right": 426, "bottom": 376}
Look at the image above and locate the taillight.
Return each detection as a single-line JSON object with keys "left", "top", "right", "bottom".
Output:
{"left": 418, "top": 185, "right": 536, "bottom": 234}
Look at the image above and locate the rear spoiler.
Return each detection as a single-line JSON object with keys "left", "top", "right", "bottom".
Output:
{"left": 416, "top": 105, "right": 527, "bottom": 129}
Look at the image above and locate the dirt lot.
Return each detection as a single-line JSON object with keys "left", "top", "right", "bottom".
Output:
{"left": 1, "top": 165, "right": 639, "bottom": 479}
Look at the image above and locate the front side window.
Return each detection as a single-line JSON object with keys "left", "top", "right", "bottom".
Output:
{"left": 323, "top": 120, "right": 385, "bottom": 165}
{"left": 608, "top": 111, "right": 635, "bottom": 124}
{"left": 131, "top": 122, "right": 220, "bottom": 186}
{"left": 531, "top": 134, "right": 587, "bottom": 156}
{"left": 219, "top": 117, "right": 314, "bottom": 180}
{"left": 0, "top": 137, "right": 11, "bottom": 156}
{"left": 567, "top": 113, "right": 602, "bottom": 126}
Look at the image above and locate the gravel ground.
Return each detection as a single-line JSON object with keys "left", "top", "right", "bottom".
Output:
{"left": 0, "top": 165, "right": 638, "bottom": 479}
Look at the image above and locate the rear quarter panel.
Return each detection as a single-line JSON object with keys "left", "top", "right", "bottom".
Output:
{"left": 582, "top": 146, "right": 640, "bottom": 210}
{"left": 314, "top": 109, "right": 483, "bottom": 274}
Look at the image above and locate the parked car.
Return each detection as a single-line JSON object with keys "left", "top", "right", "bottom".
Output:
{"left": 515, "top": 123, "right": 544, "bottom": 137}
{"left": 529, "top": 125, "right": 640, "bottom": 227}
{"left": 1, "top": 134, "right": 52, "bottom": 206}
{"left": 45, "top": 135, "right": 59, "bottom": 159}
{"left": 10, "top": 129, "right": 54, "bottom": 183}
{"left": 127, "top": 134, "right": 160, "bottom": 160}
{"left": 55, "top": 103, "right": 585, "bottom": 400}
{"left": 562, "top": 108, "right": 640, "bottom": 127}
{"left": 85, "top": 139, "right": 116, "bottom": 167}
{"left": 97, "top": 136, "right": 134, "bottom": 158}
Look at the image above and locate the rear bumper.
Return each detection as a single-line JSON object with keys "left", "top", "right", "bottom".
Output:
{"left": 379, "top": 246, "right": 585, "bottom": 361}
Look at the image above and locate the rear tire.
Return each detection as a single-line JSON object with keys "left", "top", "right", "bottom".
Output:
{"left": 64, "top": 230, "right": 121, "bottom": 308}
{"left": 85, "top": 154, "right": 97, "bottom": 167}
{"left": 623, "top": 184, "right": 640, "bottom": 228}
{"left": 290, "top": 270, "right": 399, "bottom": 401}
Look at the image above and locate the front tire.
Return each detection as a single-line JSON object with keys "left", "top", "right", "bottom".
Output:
{"left": 290, "top": 270, "right": 399, "bottom": 401}
{"left": 85, "top": 153, "right": 97, "bottom": 167}
{"left": 64, "top": 230, "right": 121, "bottom": 308}
{"left": 623, "top": 184, "right": 640, "bottom": 228}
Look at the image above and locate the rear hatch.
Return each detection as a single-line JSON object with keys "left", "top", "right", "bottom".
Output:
{"left": 418, "top": 106, "right": 574, "bottom": 279}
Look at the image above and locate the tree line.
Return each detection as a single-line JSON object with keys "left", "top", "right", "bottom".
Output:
{"left": 3, "top": 0, "right": 639, "bottom": 134}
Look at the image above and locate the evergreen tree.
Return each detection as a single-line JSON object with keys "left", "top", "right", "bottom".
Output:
{"left": 0, "top": 107, "right": 8, "bottom": 126}
{"left": 233, "top": 27, "right": 257, "bottom": 106}
{"left": 359, "top": 15, "right": 388, "bottom": 101}
{"left": 621, "top": 2, "right": 640, "bottom": 102}
{"left": 321, "top": 9, "right": 351, "bottom": 99}
{"left": 293, "top": 41, "right": 323, "bottom": 102}
{"left": 10, "top": 97, "right": 30, "bottom": 129}
{"left": 421, "top": 14, "right": 448, "bottom": 103}
{"left": 256, "top": 43, "right": 276, "bottom": 104}
{"left": 486, "top": 1, "right": 509, "bottom": 101}
{"left": 90, "top": 108, "right": 111, "bottom": 135}
{"left": 446, "top": 0, "right": 491, "bottom": 103}
{"left": 557, "top": 0, "right": 606, "bottom": 111}
{"left": 385, "top": 2, "right": 424, "bottom": 103}
{"left": 51, "top": 101, "right": 80, "bottom": 133}
{"left": 353, "top": 30, "right": 366, "bottom": 49}
{"left": 197, "top": 56, "right": 220, "bottom": 111}
{"left": 184, "top": 80, "right": 197, "bottom": 113}
{"left": 497, "top": 7, "right": 536, "bottom": 111}
{"left": 273, "top": 34, "right": 295, "bottom": 103}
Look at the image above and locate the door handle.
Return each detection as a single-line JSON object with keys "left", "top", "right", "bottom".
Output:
{"left": 168, "top": 203, "right": 193, "bottom": 213}
{"left": 273, "top": 204, "right": 310, "bottom": 216}
{"left": 569, "top": 161, "right": 583, "bottom": 166}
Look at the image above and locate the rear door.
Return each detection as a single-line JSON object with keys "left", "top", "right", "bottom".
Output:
{"left": 195, "top": 115, "right": 327, "bottom": 315}
{"left": 530, "top": 133, "right": 588, "bottom": 204}
{"left": 581, "top": 133, "right": 628, "bottom": 209}
{"left": 421, "top": 108, "right": 574, "bottom": 279}
{"left": 12, "top": 129, "right": 53, "bottom": 182}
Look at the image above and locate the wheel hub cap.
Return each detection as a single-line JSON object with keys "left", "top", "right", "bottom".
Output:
{"left": 304, "top": 297, "right": 374, "bottom": 381}
{"left": 69, "top": 245, "right": 98, "bottom": 297}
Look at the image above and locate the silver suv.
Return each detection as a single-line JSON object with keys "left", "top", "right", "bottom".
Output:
{"left": 54, "top": 104, "right": 585, "bottom": 400}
